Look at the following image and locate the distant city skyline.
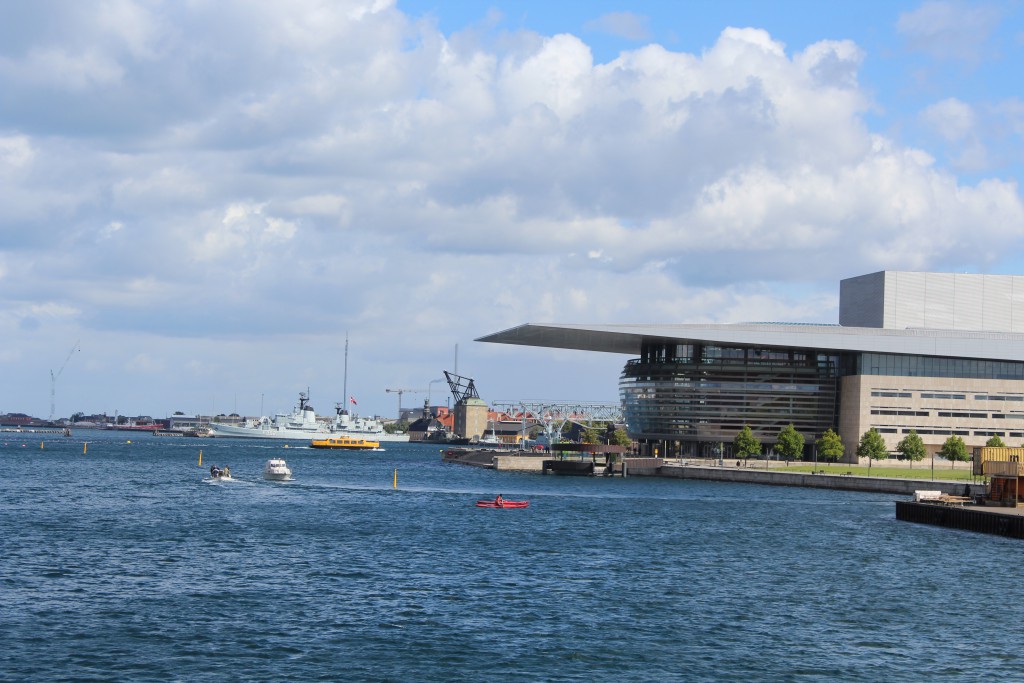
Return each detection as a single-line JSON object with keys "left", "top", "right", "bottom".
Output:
{"left": 1, "top": 0, "right": 1022, "bottom": 419}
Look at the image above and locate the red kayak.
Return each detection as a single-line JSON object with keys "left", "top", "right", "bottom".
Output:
{"left": 476, "top": 500, "right": 529, "bottom": 508}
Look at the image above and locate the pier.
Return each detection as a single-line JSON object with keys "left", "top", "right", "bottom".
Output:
{"left": 442, "top": 444, "right": 635, "bottom": 476}
{"left": 896, "top": 501, "right": 1024, "bottom": 538}
{"left": 1, "top": 427, "right": 71, "bottom": 435}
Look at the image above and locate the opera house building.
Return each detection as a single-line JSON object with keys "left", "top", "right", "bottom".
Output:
{"left": 479, "top": 271, "right": 1024, "bottom": 462}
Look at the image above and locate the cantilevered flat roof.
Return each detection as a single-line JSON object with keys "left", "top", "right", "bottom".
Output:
{"left": 476, "top": 322, "right": 1024, "bottom": 362}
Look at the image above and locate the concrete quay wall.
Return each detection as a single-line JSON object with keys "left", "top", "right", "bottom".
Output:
{"left": 493, "top": 455, "right": 547, "bottom": 472}
{"left": 657, "top": 464, "right": 984, "bottom": 496}
{"left": 441, "top": 449, "right": 547, "bottom": 471}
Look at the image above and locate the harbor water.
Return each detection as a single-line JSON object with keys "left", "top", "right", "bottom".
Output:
{"left": 3, "top": 433, "right": 1023, "bottom": 681}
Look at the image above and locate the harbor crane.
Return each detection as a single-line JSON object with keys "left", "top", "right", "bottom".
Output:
{"left": 385, "top": 388, "right": 424, "bottom": 418}
{"left": 443, "top": 371, "right": 480, "bottom": 403}
{"left": 50, "top": 340, "right": 80, "bottom": 421}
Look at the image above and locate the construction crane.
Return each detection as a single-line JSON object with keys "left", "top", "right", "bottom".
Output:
{"left": 385, "top": 388, "right": 424, "bottom": 419}
{"left": 50, "top": 340, "right": 80, "bottom": 421}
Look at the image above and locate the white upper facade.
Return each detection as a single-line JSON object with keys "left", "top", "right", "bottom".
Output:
{"left": 840, "top": 271, "right": 1024, "bottom": 333}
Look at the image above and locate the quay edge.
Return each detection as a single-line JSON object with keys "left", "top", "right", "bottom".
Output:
{"left": 655, "top": 463, "right": 984, "bottom": 497}
{"left": 443, "top": 450, "right": 984, "bottom": 497}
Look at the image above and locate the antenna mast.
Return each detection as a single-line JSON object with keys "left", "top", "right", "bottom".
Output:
{"left": 342, "top": 332, "right": 349, "bottom": 415}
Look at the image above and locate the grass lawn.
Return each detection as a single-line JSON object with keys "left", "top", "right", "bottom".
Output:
{"left": 766, "top": 463, "right": 976, "bottom": 481}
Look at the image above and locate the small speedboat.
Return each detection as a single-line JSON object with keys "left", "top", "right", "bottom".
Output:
{"left": 263, "top": 458, "right": 292, "bottom": 481}
{"left": 209, "top": 465, "right": 232, "bottom": 480}
{"left": 475, "top": 499, "right": 529, "bottom": 509}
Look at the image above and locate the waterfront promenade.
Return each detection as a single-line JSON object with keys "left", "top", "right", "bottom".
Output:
{"left": 442, "top": 449, "right": 983, "bottom": 496}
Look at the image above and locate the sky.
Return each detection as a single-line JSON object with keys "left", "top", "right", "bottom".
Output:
{"left": 2, "top": 0, "right": 1023, "bottom": 421}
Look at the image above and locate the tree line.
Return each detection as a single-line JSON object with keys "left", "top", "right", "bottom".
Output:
{"left": 729, "top": 424, "right": 1003, "bottom": 467}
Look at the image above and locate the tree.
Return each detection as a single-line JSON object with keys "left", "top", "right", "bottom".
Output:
{"left": 896, "top": 430, "right": 926, "bottom": 468}
{"left": 986, "top": 435, "right": 1007, "bottom": 448}
{"left": 815, "top": 428, "right": 845, "bottom": 463}
{"left": 775, "top": 424, "right": 805, "bottom": 462}
{"left": 938, "top": 435, "right": 970, "bottom": 469}
{"left": 609, "top": 428, "right": 632, "bottom": 447}
{"left": 733, "top": 425, "right": 761, "bottom": 461}
{"left": 857, "top": 428, "right": 889, "bottom": 471}
{"left": 384, "top": 420, "right": 409, "bottom": 434}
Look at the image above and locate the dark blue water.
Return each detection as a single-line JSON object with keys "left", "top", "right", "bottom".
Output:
{"left": 3, "top": 432, "right": 1022, "bottom": 682}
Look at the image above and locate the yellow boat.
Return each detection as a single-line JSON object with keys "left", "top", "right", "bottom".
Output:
{"left": 309, "top": 435, "right": 380, "bottom": 450}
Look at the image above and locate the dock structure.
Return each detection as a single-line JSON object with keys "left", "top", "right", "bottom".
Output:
{"left": 441, "top": 444, "right": 635, "bottom": 475}
{"left": 896, "top": 501, "right": 1024, "bottom": 538}
{"left": 894, "top": 451, "right": 1024, "bottom": 538}
{"left": 541, "top": 443, "right": 630, "bottom": 476}
{"left": 1, "top": 427, "right": 71, "bottom": 435}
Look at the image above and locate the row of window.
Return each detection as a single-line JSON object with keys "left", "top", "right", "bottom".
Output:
{"left": 872, "top": 390, "right": 1024, "bottom": 401}
{"left": 871, "top": 409, "right": 1024, "bottom": 419}
{"left": 874, "top": 427, "right": 1023, "bottom": 438}
{"left": 859, "top": 353, "right": 1024, "bottom": 380}
{"left": 871, "top": 410, "right": 930, "bottom": 417}
{"left": 639, "top": 344, "right": 1024, "bottom": 382}
{"left": 638, "top": 343, "right": 836, "bottom": 369}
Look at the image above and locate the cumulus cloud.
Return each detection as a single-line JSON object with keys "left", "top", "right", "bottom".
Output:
{"left": 0, "top": 1, "right": 1021, "bottom": 417}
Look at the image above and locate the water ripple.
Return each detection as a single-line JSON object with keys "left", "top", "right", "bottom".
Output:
{"left": 3, "top": 436, "right": 1023, "bottom": 681}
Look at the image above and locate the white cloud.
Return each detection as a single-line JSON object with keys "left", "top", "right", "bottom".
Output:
{"left": 499, "top": 33, "right": 593, "bottom": 120}
{"left": 897, "top": 1, "right": 1002, "bottom": 63}
{"left": 0, "top": 4, "right": 1021, "bottom": 418}
{"left": 922, "top": 98, "right": 976, "bottom": 141}
{"left": 192, "top": 203, "right": 298, "bottom": 263}
{"left": 0, "top": 136, "right": 34, "bottom": 169}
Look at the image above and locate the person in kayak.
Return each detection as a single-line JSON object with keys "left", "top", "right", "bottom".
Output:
{"left": 494, "top": 494, "right": 504, "bottom": 507}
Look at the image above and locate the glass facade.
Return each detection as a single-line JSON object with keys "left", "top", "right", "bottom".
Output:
{"left": 620, "top": 342, "right": 1024, "bottom": 457}
{"left": 620, "top": 341, "right": 840, "bottom": 457}
{"left": 855, "top": 353, "right": 1024, "bottom": 380}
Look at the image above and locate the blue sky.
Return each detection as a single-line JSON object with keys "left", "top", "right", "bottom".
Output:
{"left": 1, "top": 0, "right": 1022, "bottom": 420}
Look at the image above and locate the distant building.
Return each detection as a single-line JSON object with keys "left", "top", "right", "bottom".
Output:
{"left": 168, "top": 415, "right": 212, "bottom": 431}
{"left": 0, "top": 413, "right": 45, "bottom": 427}
{"left": 479, "top": 271, "right": 1024, "bottom": 462}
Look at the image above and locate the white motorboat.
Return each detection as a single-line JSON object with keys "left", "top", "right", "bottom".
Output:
{"left": 208, "top": 392, "right": 409, "bottom": 442}
{"left": 209, "top": 465, "right": 232, "bottom": 480}
{"left": 263, "top": 458, "right": 292, "bottom": 481}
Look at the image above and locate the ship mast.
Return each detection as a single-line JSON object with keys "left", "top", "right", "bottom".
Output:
{"left": 342, "top": 332, "right": 349, "bottom": 416}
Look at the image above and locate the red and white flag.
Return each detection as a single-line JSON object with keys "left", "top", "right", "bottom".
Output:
{"left": 349, "top": 396, "right": 358, "bottom": 405}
